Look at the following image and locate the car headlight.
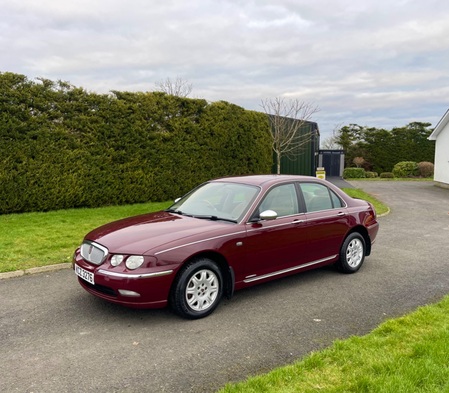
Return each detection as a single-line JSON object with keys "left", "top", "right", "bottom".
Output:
{"left": 126, "top": 255, "right": 145, "bottom": 270}
{"left": 111, "top": 254, "right": 124, "bottom": 267}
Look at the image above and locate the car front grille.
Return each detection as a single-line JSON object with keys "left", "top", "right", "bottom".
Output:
{"left": 80, "top": 241, "right": 109, "bottom": 265}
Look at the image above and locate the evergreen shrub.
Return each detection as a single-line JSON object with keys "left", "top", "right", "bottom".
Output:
{"left": 343, "top": 168, "right": 366, "bottom": 179}
{"left": 392, "top": 161, "right": 419, "bottom": 178}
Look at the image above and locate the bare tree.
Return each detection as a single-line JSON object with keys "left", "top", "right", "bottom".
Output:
{"left": 155, "top": 76, "right": 193, "bottom": 97}
{"left": 261, "top": 97, "right": 319, "bottom": 174}
{"left": 321, "top": 135, "right": 338, "bottom": 150}
{"left": 321, "top": 136, "right": 338, "bottom": 149}
{"left": 321, "top": 123, "right": 343, "bottom": 149}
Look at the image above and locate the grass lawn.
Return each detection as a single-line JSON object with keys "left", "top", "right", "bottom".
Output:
{"left": 218, "top": 294, "right": 449, "bottom": 392}
{"left": 0, "top": 201, "right": 171, "bottom": 273}
{"left": 342, "top": 188, "right": 389, "bottom": 216}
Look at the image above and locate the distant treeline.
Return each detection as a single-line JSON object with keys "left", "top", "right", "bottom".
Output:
{"left": 334, "top": 123, "right": 435, "bottom": 173}
{"left": 0, "top": 72, "right": 272, "bottom": 214}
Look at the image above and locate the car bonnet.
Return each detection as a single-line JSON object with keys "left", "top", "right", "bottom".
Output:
{"left": 84, "top": 211, "right": 235, "bottom": 255}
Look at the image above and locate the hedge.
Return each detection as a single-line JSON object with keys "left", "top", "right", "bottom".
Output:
{"left": 343, "top": 167, "right": 366, "bottom": 179}
{"left": 0, "top": 72, "right": 272, "bottom": 214}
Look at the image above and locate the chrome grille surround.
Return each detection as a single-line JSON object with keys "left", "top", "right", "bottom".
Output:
{"left": 80, "top": 241, "right": 109, "bottom": 265}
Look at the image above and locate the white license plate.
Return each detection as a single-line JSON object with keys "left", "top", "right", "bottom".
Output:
{"left": 75, "top": 264, "right": 95, "bottom": 285}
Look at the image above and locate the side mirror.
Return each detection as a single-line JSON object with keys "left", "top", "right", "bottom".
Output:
{"left": 259, "top": 210, "right": 278, "bottom": 221}
{"left": 174, "top": 197, "right": 181, "bottom": 203}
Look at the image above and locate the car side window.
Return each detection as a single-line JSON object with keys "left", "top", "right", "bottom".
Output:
{"left": 300, "top": 183, "right": 343, "bottom": 212}
{"left": 330, "top": 189, "right": 344, "bottom": 208}
{"left": 259, "top": 183, "right": 299, "bottom": 217}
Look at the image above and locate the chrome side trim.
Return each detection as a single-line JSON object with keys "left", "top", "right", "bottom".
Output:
{"left": 243, "top": 255, "right": 337, "bottom": 283}
{"left": 97, "top": 269, "right": 173, "bottom": 279}
{"left": 154, "top": 231, "right": 247, "bottom": 255}
{"left": 245, "top": 220, "right": 300, "bottom": 233}
{"left": 306, "top": 211, "right": 348, "bottom": 221}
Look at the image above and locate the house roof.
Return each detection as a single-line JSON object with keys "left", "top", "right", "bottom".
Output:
{"left": 429, "top": 108, "right": 449, "bottom": 140}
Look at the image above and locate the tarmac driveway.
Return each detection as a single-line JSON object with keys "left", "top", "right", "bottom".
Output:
{"left": 1, "top": 181, "right": 449, "bottom": 393}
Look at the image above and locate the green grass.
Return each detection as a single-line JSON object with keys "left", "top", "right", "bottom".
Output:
{"left": 0, "top": 201, "right": 171, "bottom": 273}
{"left": 345, "top": 177, "right": 434, "bottom": 181}
{"left": 218, "top": 295, "right": 449, "bottom": 393}
{"left": 342, "top": 188, "right": 389, "bottom": 216}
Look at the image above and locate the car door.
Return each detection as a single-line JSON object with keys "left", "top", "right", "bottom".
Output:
{"left": 299, "top": 182, "right": 351, "bottom": 262}
{"left": 240, "top": 183, "right": 309, "bottom": 283}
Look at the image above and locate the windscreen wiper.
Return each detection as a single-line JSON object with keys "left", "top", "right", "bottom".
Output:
{"left": 165, "top": 208, "right": 185, "bottom": 215}
{"left": 192, "top": 215, "right": 237, "bottom": 223}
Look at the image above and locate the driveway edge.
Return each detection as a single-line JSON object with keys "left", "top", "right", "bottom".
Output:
{"left": 0, "top": 263, "right": 71, "bottom": 280}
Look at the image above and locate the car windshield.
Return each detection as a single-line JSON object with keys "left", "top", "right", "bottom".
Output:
{"left": 167, "top": 182, "right": 259, "bottom": 222}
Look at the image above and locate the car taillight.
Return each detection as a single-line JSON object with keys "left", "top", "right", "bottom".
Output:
{"left": 366, "top": 203, "right": 377, "bottom": 223}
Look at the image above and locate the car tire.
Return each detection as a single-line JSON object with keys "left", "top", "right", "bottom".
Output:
{"left": 336, "top": 232, "right": 366, "bottom": 273}
{"left": 170, "top": 258, "right": 223, "bottom": 319}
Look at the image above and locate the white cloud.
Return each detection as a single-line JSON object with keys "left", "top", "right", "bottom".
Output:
{"left": 1, "top": 0, "right": 449, "bottom": 138}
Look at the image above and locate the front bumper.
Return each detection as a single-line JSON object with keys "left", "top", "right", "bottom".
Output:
{"left": 73, "top": 251, "right": 176, "bottom": 309}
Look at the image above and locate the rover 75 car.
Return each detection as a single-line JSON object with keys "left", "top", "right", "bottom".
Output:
{"left": 73, "top": 175, "right": 379, "bottom": 319}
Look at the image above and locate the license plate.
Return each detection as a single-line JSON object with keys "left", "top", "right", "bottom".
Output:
{"left": 75, "top": 264, "right": 95, "bottom": 285}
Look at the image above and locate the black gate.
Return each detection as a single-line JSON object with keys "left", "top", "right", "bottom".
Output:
{"left": 319, "top": 150, "right": 344, "bottom": 177}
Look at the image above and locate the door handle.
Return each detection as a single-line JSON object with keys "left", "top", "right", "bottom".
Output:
{"left": 337, "top": 212, "right": 346, "bottom": 217}
{"left": 293, "top": 219, "right": 306, "bottom": 224}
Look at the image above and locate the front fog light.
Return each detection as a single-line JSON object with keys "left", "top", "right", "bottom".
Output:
{"left": 111, "top": 255, "right": 124, "bottom": 267}
{"left": 118, "top": 289, "right": 141, "bottom": 297}
{"left": 126, "top": 255, "right": 144, "bottom": 270}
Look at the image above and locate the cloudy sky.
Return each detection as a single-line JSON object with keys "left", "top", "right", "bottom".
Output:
{"left": 2, "top": 0, "right": 449, "bottom": 141}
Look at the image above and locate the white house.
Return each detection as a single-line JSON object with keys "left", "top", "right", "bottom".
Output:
{"left": 429, "top": 109, "right": 449, "bottom": 187}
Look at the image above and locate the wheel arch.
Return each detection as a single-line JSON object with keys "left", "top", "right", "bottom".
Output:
{"left": 347, "top": 225, "right": 371, "bottom": 256}
{"left": 171, "top": 251, "right": 235, "bottom": 300}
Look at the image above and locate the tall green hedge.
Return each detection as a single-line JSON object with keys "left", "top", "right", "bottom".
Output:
{"left": 0, "top": 72, "right": 272, "bottom": 214}
{"left": 335, "top": 123, "right": 435, "bottom": 173}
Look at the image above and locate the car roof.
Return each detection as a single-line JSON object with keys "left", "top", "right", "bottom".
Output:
{"left": 211, "top": 174, "right": 321, "bottom": 187}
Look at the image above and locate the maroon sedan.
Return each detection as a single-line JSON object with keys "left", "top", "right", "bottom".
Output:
{"left": 73, "top": 175, "right": 379, "bottom": 319}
